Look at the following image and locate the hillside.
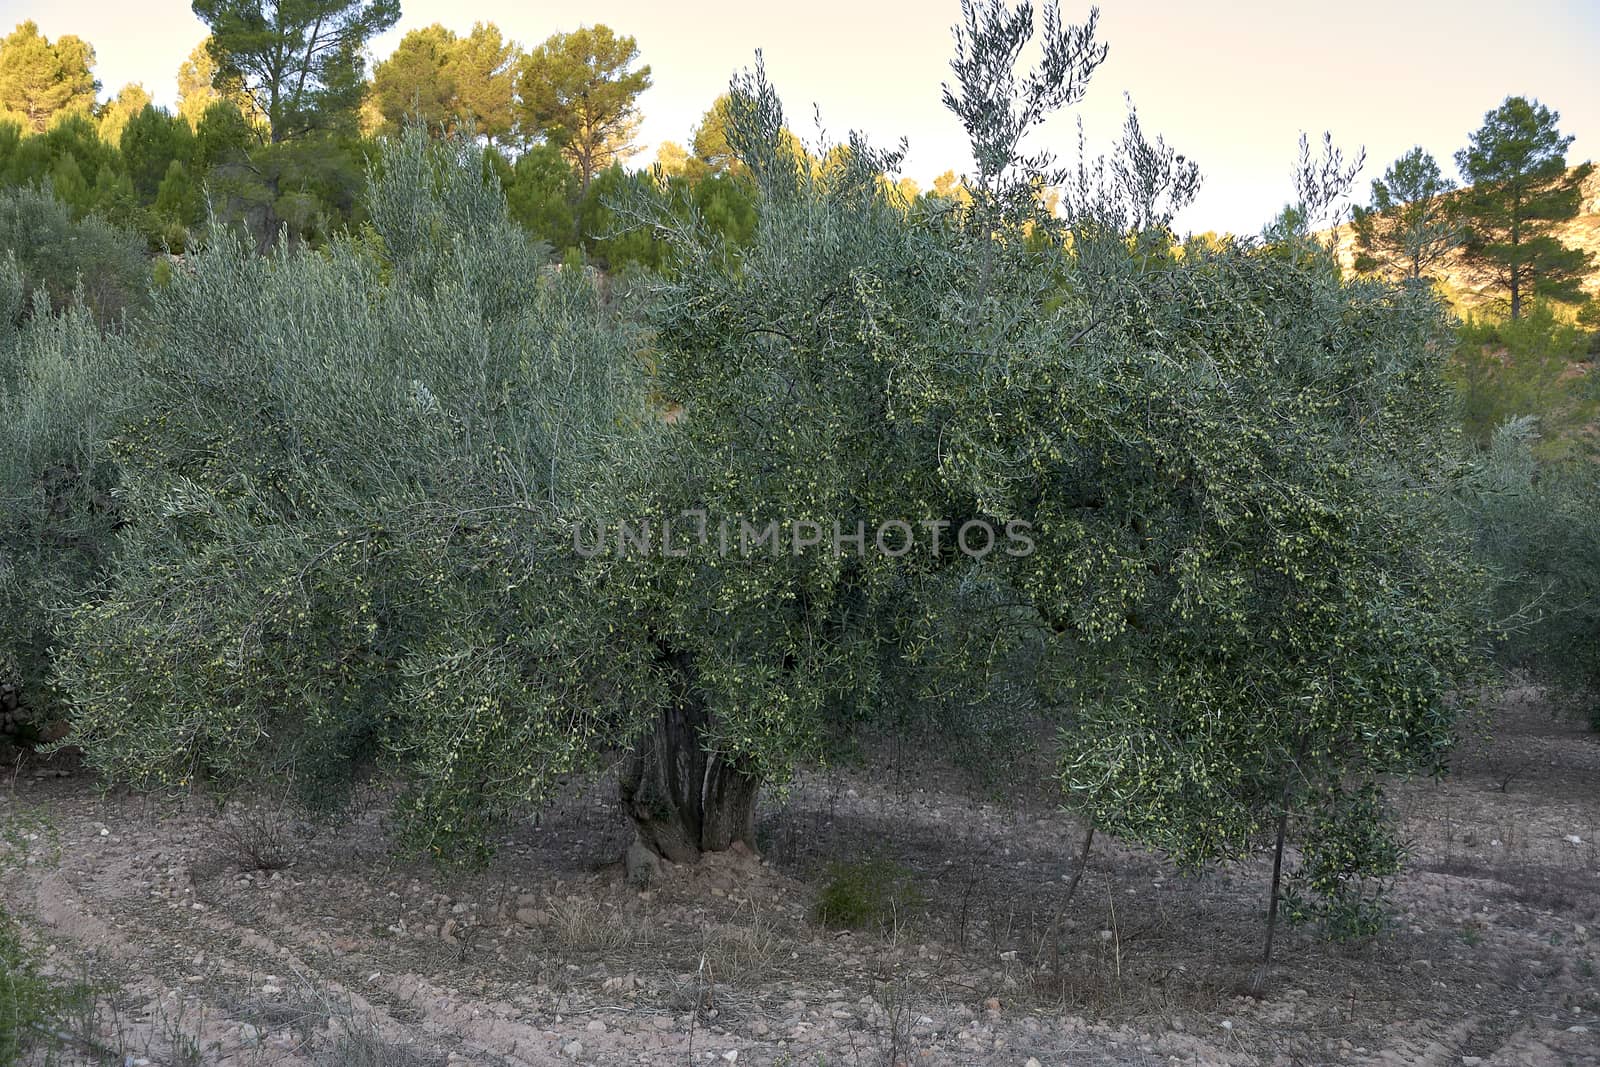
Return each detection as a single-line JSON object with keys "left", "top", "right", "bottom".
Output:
{"left": 1328, "top": 166, "right": 1600, "bottom": 312}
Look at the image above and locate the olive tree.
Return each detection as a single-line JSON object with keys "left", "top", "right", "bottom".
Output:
{"left": 593, "top": 89, "right": 983, "bottom": 863}
{"left": 386, "top": 71, "right": 1020, "bottom": 864}
{"left": 0, "top": 255, "right": 125, "bottom": 734}
{"left": 1463, "top": 417, "right": 1600, "bottom": 730}
{"left": 60, "top": 3, "right": 1479, "bottom": 964}
{"left": 57, "top": 128, "right": 650, "bottom": 830}
{"left": 965, "top": 228, "right": 1478, "bottom": 961}
{"left": 685, "top": 0, "right": 1472, "bottom": 962}
{"left": 916, "top": 14, "right": 1477, "bottom": 966}
{"left": 565, "top": 0, "right": 1479, "bottom": 910}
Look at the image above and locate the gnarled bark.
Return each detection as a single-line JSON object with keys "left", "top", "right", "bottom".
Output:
{"left": 619, "top": 647, "right": 761, "bottom": 864}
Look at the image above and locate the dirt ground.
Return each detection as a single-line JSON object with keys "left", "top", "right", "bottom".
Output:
{"left": 2, "top": 688, "right": 1597, "bottom": 1067}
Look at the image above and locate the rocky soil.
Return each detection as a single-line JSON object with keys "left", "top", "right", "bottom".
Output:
{"left": 2, "top": 688, "right": 1597, "bottom": 1066}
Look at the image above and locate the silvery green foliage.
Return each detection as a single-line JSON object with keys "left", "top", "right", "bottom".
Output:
{"left": 977, "top": 242, "right": 1477, "bottom": 870}
{"left": 1064, "top": 101, "right": 1200, "bottom": 238}
{"left": 618, "top": 63, "right": 997, "bottom": 788}
{"left": 0, "top": 184, "right": 150, "bottom": 324}
{"left": 366, "top": 133, "right": 544, "bottom": 305}
{"left": 0, "top": 254, "right": 19, "bottom": 342}
{"left": 58, "top": 128, "right": 652, "bottom": 835}
{"left": 0, "top": 255, "right": 126, "bottom": 727}
{"left": 629, "top": 0, "right": 1476, "bottom": 902}
{"left": 1291, "top": 132, "right": 1366, "bottom": 229}
{"left": 1261, "top": 131, "right": 1366, "bottom": 248}
{"left": 942, "top": 0, "right": 1106, "bottom": 213}
{"left": 1463, "top": 417, "right": 1600, "bottom": 728}
{"left": 692, "top": 2, "right": 1475, "bottom": 929}
{"left": 61, "top": 0, "right": 1482, "bottom": 909}
{"left": 722, "top": 54, "right": 809, "bottom": 200}
{"left": 1281, "top": 782, "right": 1406, "bottom": 939}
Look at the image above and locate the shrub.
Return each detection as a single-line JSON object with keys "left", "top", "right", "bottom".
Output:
{"left": 57, "top": 127, "right": 646, "bottom": 829}
{"left": 1462, "top": 416, "right": 1600, "bottom": 727}
{"left": 0, "top": 254, "right": 125, "bottom": 732}
{"left": 0, "top": 184, "right": 149, "bottom": 323}
{"left": 206, "top": 136, "right": 371, "bottom": 251}
{"left": 500, "top": 141, "right": 577, "bottom": 251}
{"left": 1449, "top": 302, "right": 1596, "bottom": 460}
{"left": 814, "top": 859, "right": 924, "bottom": 932}
{"left": 0, "top": 906, "right": 81, "bottom": 1064}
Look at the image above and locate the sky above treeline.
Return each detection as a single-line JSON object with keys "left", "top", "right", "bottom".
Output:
{"left": 11, "top": 0, "right": 1600, "bottom": 235}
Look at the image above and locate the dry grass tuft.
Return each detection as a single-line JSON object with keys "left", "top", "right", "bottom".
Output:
{"left": 548, "top": 897, "right": 643, "bottom": 956}
{"left": 697, "top": 911, "right": 780, "bottom": 984}
{"left": 315, "top": 1014, "right": 446, "bottom": 1067}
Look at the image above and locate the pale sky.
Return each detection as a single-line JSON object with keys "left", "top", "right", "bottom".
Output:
{"left": 7, "top": 0, "right": 1598, "bottom": 234}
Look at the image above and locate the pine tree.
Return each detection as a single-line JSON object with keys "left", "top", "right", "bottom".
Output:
{"left": 120, "top": 105, "right": 194, "bottom": 200}
{"left": 0, "top": 21, "right": 99, "bottom": 132}
{"left": 1351, "top": 147, "right": 1460, "bottom": 282}
{"left": 97, "top": 83, "right": 153, "bottom": 149}
{"left": 514, "top": 25, "right": 651, "bottom": 189}
{"left": 176, "top": 38, "right": 262, "bottom": 132}
{"left": 155, "top": 158, "right": 203, "bottom": 227}
{"left": 1455, "top": 97, "right": 1594, "bottom": 319}
{"left": 191, "top": 0, "right": 400, "bottom": 143}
